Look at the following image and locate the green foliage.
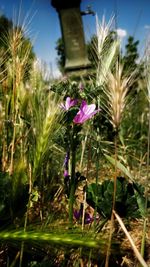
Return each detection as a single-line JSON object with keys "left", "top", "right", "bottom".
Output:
{"left": 0, "top": 172, "right": 11, "bottom": 217}
{"left": 120, "top": 86, "right": 148, "bottom": 167}
{"left": 0, "top": 15, "right": 12, "bottom": 48}
{"left": 55, "top": 37, "right": 65, "bottom": 74}
{"left": 122, "top": 36, "right": 139, "bottom": 73}
{"left": 104, "top": 154, "right": 134, "bottom": 181}
{"left": 86, "top": 178, "right": 147, "bottom": 219}
{"left": 0, "top": 170, "right": 29, "bottom": 225}
{"left": 0, "top": 229, "right": 121, "bottom": 266}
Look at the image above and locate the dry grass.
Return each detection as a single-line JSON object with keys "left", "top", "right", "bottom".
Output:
{"left": 94, "top": 15, "right": 119, "bottom": 87}
{"left": 102, "top": 62, "right": 135, "bottom": 130}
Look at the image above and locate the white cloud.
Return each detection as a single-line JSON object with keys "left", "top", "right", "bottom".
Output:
{"left": 144, "top": 25, "right": 150, "bottom": 30}
{"left": 52, "top": 68, "right": 62, "bottom": 79}
{"left": 116, "top": 28, "right": 127, "bottom": 39}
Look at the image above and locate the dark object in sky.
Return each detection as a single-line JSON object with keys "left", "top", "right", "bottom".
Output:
{"left": 81, "top": 5, "right": 95, "bottom": 16}
{"left": 51, "top": 0, "right": 91, "bottom": 73}
{"left": 51, "top": 0, "right": 81, "bottom": 10}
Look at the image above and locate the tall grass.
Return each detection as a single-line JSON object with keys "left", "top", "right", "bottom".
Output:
{"left": 102, "top": 62, "right": 135, "bottom": 267}
{"left": 95, "top": 15, "right": 119, "bottom": 87}
{"left": 139, "top": 42, "right": 150, "bottom": 262}
{"left": 92, "top": 15, "right": 139, "bottom": 266}
{"left": 0, "top": 16, "right": 65, "bottom": 266}
{"left": 0, "top": 20, "right": 33, "bottom": 175}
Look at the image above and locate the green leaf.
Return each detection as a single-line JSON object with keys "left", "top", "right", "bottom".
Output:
{"left": 104, "top": 154, "right": 134, "bottom": 181}
{"left": 133, "top": 183, "right": 146, "bottom": 217}
{"left": 0, "top": 230, "right": 107, "bottom": 250}
{"left": 86, "top": 178, "right": 145, "bottom": 219}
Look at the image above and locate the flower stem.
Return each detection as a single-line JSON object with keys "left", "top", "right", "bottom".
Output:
{"left": 69, "top": 130, "right": 77, "bottom": 228}
{"left": 105, "top": 131, "right": 118, "bottom": 267}
{"left": 140, "top": 100, "right": 150, "bottom": 262}
{"left": 94, "top": 134, "right": 100, "bottom": 231}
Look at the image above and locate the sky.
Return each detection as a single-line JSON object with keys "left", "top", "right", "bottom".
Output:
{"left": 0, "top": 0, "right": 150, "bottom": 77}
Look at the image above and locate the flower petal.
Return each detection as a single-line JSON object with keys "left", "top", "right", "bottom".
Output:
{"left": 73, "top": 108, "right": 84, "bottom": 124}
{"left": 65, "top": 97, "right": 71, "bottom": 110}
{"left": 64, "top": 170, "right": 69, "bottom": 177}
{"left": 82, "top": 104, "right": 96, "bottom": 115}
{"left": 70, "top": 98, "right": 78, "bottom": 107}
{"left": 66, "top": 97, "right": 78, "bottom": 110}
{"left": 80, "top": 100, "right": 87, "bottom": 110}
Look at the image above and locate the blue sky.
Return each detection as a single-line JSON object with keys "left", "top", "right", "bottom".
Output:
{"left": 0, "top": 0, "right": 150, "bottom": 76}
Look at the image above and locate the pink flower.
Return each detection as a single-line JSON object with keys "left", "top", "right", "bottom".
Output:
{"left": 60, "top": 97, "right": 78, "bottom": 111}
{"left": 74, "top": 204, "right": 94, "bottom": 224}
{"left": 73, "top": 100, "right": 99, "bottom": 124}
{"left": 64, "top": 169, "right": 69, "bottom": 177}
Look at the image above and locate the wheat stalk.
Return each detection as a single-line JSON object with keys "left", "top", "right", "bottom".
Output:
{"left": 96, "top": 14, "right": 114, "bottom": 56}
{"left": 104, "top": 62, "right": 135, "bottom": 267}
{"left": 7, "top": 25, "right": 33, "bottom": 175}
{"left": 0, "top": 13, "right": 34, "bottom": 174}
{"left": 103, "top": 62, "right": 135, "bottom": 130}
{"left": 0, "top": 230, "right": 107, "bottom": 249}
{"left": 33, "top": 94, "right": 63, "bottom": 180}
{"left": 94, "top": 15, "right": 119, "bottom": 87}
